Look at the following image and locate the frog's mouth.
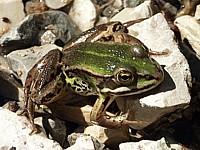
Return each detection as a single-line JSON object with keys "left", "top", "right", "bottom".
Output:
{"left": 100, "top": 78, "right": 160, "bottom": 96}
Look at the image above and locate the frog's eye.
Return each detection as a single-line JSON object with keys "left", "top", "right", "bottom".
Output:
{"left": 115, "top": 69, "right": 135, "bottom": 85}
{"left": 112, "top": 22, "right": 128, "bottom": 33}
{"left": 131, "top": 44, "right": 149, "bottom": 58}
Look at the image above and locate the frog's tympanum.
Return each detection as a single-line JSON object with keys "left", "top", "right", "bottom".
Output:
{"left": 23, "top": 22, "right": 164, "bottom": 134}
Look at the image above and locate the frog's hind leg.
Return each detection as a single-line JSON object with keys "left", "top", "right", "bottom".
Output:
{"left": 26, "top": 98, "right": 39, "bottom": 135}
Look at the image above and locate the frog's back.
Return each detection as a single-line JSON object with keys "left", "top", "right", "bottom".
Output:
{"left": 62, "top": 42, "right": 134, "bottom": 75}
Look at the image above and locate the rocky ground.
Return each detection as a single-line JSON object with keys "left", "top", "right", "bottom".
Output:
{"left": 0, "top": 0, "right": 200, "bottom": 150}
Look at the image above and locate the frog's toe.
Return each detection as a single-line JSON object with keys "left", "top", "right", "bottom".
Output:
{"left": 17, "top": 108, "right": 27, "bottom": 116}
{"left": 29, "top": 124, "right": 41, "bottom": 135}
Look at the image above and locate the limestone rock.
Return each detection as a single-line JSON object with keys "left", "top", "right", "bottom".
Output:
{"left": 0, "top": 10, "right": 81, "bottom": 55}
{"left": 195, "top": 4, "right": 200, "bottom": 20}
{"left": 0, "top": 0, "right": 25, "bottom": 37}
{"left": 110, "top": 1, "right": 158, "bottom": 23}
{"left": 45, "top": 0, "right": 72, "bottom": 9}
{"left": 25, "top": 1, "right": 48, "bottom": 14}
{"left": 69, "top": 0, "right": 96, "bottom": 31}
{"left": 67, "top": 133, "right": 107, "bottom": 150}
{"left": 175, "top": 15, "right": 200, "bottom": 59}
{"left": 0, "top": 55, "right": 23, "bottom": 101}
{"left": 119, "top": 137, "right": 184, "bottom": 150}
{"left": 0, "top": 108, "right": 62, "bottom": 150}
{"left": 84, "top": 125, "right": 130, "bottom": 149}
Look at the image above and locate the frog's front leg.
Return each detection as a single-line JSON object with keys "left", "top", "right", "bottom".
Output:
{"left": 90, "top": 94, "right": 147, "bottom": 128}
{"left": 23, "top": 49, "right": 62, "bottom": 134}
{"left": 90, "top": 94, "right": 124, "bottom": 128}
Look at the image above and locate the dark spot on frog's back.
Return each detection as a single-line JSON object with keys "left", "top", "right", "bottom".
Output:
{"left": 76, "top": 87, "right": 81, "bottom": 92}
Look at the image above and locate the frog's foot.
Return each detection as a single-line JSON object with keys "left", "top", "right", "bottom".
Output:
{"left": 94, "top": 112, "right": 129, "bottom": 128}
{"left": 90, "top": 95, "right": 148, "bottom": 128}
{"left": 29, "top": 124, "right": 40, "bottom": 135}
{"left": 17, "top": 108, "right": 40, "bottom": 134}
{"left": 94, "top": 111, "right": 148, "bottom": 129}
{"left": 90, "top": 95, "right": 129, "bottom": 128}
{"left": 17, "top": 106, "right": 28, "bottom": 116}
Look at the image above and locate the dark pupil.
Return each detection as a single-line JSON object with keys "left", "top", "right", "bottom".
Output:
{"left": 113, "top": 24, "right": 121, "bottom": 32}
{"left": 120, "top": 74, "right": 130, "bottom": 81}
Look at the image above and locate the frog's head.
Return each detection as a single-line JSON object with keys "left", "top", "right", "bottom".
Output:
{"left": 63, "top": 41, "right": 163, "bottom": 96}
{"left": 99, "top": 43, "right": 164, "bottom": 96}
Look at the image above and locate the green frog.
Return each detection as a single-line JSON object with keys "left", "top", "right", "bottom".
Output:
{"left": 23, "top": 22, "right": 164, "bottom": 134}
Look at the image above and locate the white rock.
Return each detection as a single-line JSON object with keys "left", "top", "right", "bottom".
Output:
{"left": 0, "top": 56, "right": 24, "bottom": 100}
{"left": 67, "top": 134, "right": 100, "bottom": 150}
{"left": 110, "top": 1, "right": 153, "bottom": 23}
{"left": 175, "top": 15, "right": 200, "bottom": 59}
{"left": 84, "top": 125, "right": 129, "bottom": 149}
{"left": 119, "top": 137, "right": 183, "bottom": 150}
{"left": 195, "top": 4, "right": 200, "bottom": 20}
{"left": 0, "top": 108, "right": 62, "bottom": 150}
{"left": 45, "top": 0, "right": 71, "bottom": 9}
{"left": 127, "top": 13, "right": 191, "bottom": 108}
{"left": 69, "top": 0, "right": 96, "bottom": 31}
{"left": 7, "top": 44, "right": 62, "bottom": 86}
{"left": 0, "top": 0, "right": 25, "bottom": 36}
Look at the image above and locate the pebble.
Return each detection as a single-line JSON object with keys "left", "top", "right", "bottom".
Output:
{"left": 69, "top": 0, "right": 96, "bottom": 31}
{"left": 84, "top": 125, "right": 130, "bottom": 149}
{"left": 110, "top": 1, "right": 157, "bottom": 23}
{"left": 195, "top": 4, "right": 200, "bottom": 19}
{"left": 25, "top": 1, "right": 48, "bottom": 14}
{"left": 45, "top": 0, "right": 72, "bottom": 9}
{"left": 119, "top": 137, "right": 184, "bottom": 150}
{"left": 0, "top": 0, "right": 25, "bottom": 37}
{"left": 67, "top": 133, "right": 107, "bottom": 150}
{"left": 0, "top": 10, "right": 81, "bottom": 55}
{"left": 175, "top": 15, "right": 200, "bottom": 59}
{"left": 0, "top": 108, "right": 63, "bottom": 150}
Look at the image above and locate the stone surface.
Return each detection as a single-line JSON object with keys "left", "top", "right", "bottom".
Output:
{"left": 69, "top": 0, "right": 96, "bottom": 31}
{"left": 67, "top": 133, "right": 107, "bottom": 150}
{"left": 110, "top": 1, "right": 158, "bottom": 23}
{"left": 7, "top": 44, "right": 62, "bottom": 86}
{"left": 119, "top": 137, "right": 184, "bottom": 150}
{"left": 175, "top": 15, "right": 200, "bottom": 59}
{"left": 0, "top": 10, "right": 81, "bottom": 55}
{"left": 195, "top": 4, "right": 200, "bottom": 20}
{"left": 0, "top": 108, "right": 63, "bottom": 150}
{"left": 84, "top": 125, "right": 130, "bottom": 149}
{"left": 122, "top": 0, "right": 146, "bottom": 7}
{"left": 97, "top": 0, "right": 122, "bottom": 19}
{"left": 25, "top": 1, "right": 48, "bottom": 14}
{"left": 0, "top": 0, "right": 25, "bottom": 37}
{"left": 45, "top": 0, "right": 71, "bottom": 9}
{"left": 0, "top": 55, "right": 23, "bottom": 101}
